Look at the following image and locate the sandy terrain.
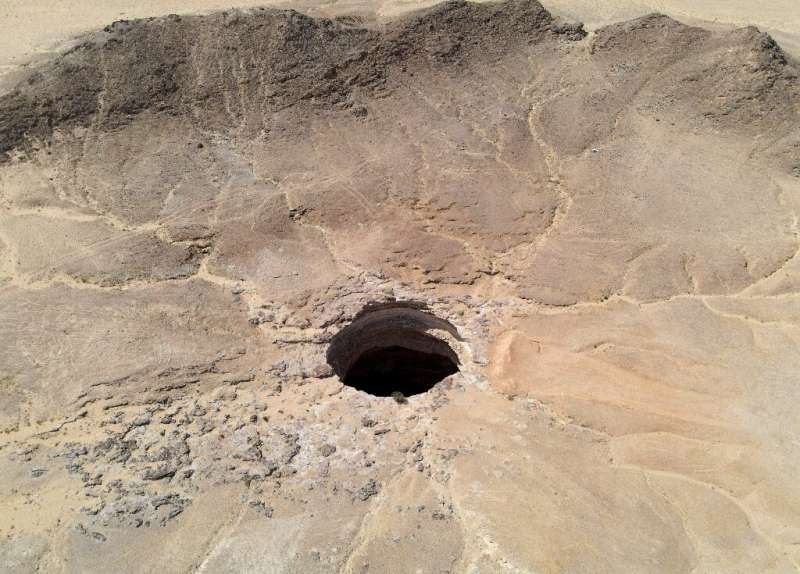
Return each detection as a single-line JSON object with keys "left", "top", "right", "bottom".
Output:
{"left": 1, "top": 0, "right": 799, "bottom": 573}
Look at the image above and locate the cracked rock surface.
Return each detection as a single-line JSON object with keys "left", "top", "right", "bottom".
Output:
{"left": 1, "top": 1, "right": 800, "bottom": 572}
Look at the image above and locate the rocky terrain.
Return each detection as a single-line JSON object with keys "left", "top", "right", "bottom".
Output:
{"left": 1, "top": 0, "right": 800, "bottom": 572}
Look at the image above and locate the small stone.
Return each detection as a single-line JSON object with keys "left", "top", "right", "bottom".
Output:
{"left": 82, "top": 473, "right": 104, "bottom": 487}
{"left": 142, "top": 464, "right": 177, "bottom": 481}
{"left": 355, "top": 479, "right": 379, "bottom": 501}
{"left": 312, "top": 364, "right": 334, "bottom": 378}
{"left": 269, "top": 361, "right": 288, "bottom": 374}
{"left": 130, "top": 415, "right": 151, "bottom": 427}
{"left": 263, "top": 461, "right": 280, "bottom": 477}
{"left": 150, "top": 494, "right": 179, "bottom": 509}
{"left": 319, "top": 444, "right": 337, "bottom": 457}
{"left": 13, "top": 445, "right": 39, "bottom": 461}
{"left": 80, "top": 502, "right": 104, "bottom": 515}
{"left": 248, "top": 500, "right": 274, "bottom": 518}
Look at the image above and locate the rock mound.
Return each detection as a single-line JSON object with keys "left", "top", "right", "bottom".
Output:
{"left": 0, "top": 0, "right": 576, "bottom": 160}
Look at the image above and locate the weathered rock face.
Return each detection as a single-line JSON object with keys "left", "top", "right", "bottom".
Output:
{"left": 1, "top": 1, "right": 799, "bottom": 572}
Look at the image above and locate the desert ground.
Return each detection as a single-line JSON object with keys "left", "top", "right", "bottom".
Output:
{"left": 1, "top": 0, "right": 800, "bottom": 573}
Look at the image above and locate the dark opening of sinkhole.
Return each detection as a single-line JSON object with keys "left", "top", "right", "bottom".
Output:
{"left": 326, "top": 304, "right": 461, "bottom": 398}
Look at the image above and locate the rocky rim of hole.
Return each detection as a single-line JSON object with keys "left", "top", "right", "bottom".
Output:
{"left": 326, "top": 303, "right": 463, "bottom": 397}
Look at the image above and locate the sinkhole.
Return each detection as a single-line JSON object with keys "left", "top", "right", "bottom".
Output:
{"left": 326, "top": 303, "right": 461, "bottom": 398}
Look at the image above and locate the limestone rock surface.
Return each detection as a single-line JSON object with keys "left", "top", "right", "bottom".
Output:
{"left": 1, "top": 1, "right": 800, "bottom": 572}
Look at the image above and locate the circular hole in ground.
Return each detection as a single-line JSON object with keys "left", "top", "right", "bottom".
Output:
{"left": 326, "top": 303, "right": 461, "bottom": 398}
